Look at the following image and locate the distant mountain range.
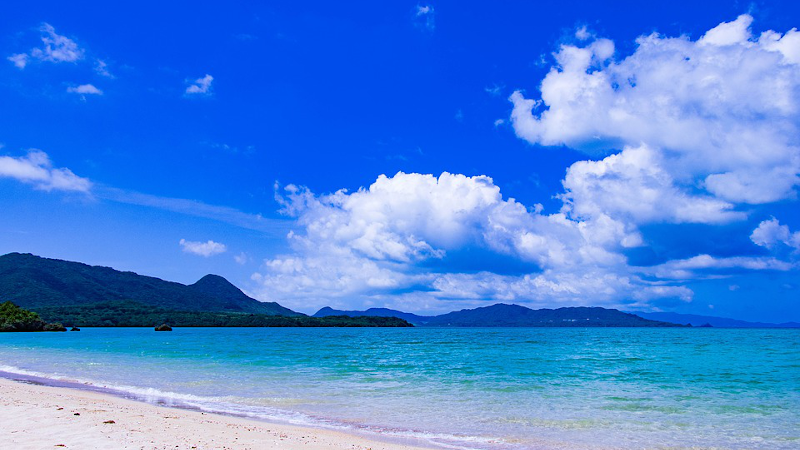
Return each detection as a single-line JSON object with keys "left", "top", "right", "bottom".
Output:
{"left": 0, "top": 253, "right": 299, "bottom": 316}
{"left": 316, "top": 304, "right": 684, "bottom": 327}
{"left": 635, "top": 311, "right": 800, "bottom": 328}
{"left": 317, "top": 305, "right": 800, "bottom": 328}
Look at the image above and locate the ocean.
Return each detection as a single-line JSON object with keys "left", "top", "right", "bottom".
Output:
{"left": 0, "top": 327, "right": 798, "bottom": 449}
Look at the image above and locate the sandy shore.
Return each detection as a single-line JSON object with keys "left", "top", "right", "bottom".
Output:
{"left": 0, "top": 377, "right": 436, "bottom": 450}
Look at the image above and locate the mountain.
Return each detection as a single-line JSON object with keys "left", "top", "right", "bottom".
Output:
{"left": 0, "top": 253, "right": 300, "bottom": 316}
{"left": 188, "top": 274, "right": 297, "bottom": 316}
{"left": 422, "top": 304, "right": 684, "bottom": 327}
{"left": 314, "top": 303, "right": 683, "bottom": 327}
{"left": 635, "top": 311, "right": 800, "bottom": 328}
{"left": 313, "top": 307, "right": 434, "bottom": 325}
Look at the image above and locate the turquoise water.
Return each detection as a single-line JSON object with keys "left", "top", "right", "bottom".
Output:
{"left": 0, "top": 328, "right": 798, "bottom": 449}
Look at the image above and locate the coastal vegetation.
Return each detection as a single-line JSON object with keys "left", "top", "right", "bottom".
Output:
{"left": 34, "top": 301, "right": 413, "bottom": 327}
{"left": 0, "top": 301, "right": 66, "bottom": 332}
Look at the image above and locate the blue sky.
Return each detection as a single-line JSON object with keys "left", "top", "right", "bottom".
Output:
{"left": 1, "top": 1, "right": 799, "bottom": 321}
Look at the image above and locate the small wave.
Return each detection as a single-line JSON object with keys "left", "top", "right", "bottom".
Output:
{"left": 0, "top": 364, "right": 506, "bottom": 450}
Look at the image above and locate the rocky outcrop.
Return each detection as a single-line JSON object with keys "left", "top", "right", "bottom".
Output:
{"left": 155, "top": 324, "right": 172, "bottom": 331}
{"left": 43, "top": 322, "right": 67, "bottom": 332}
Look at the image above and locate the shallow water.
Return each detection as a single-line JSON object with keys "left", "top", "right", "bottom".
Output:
{"left": 0, "top": 327, "right": 798, "bottom": 449}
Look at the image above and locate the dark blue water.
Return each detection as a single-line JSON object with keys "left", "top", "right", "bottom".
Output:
{"left": 1, "top": 328, "right": 798, "bottom": 449}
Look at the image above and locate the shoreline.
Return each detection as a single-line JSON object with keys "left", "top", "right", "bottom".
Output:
{"left": 0, "top": 375, "right": 441, "bottom": 450}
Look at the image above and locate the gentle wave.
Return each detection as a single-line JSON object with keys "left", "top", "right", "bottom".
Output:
{"left": 0, "top": 364, "right": 504, "bottom": 450}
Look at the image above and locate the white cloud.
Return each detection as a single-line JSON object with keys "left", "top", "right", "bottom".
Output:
{"left": 485, "top": 83, "right": 504, "bottom": 96}
{"left": 33, "top": 23, "right": 84, "bottom": 63}
{"left": 252, "top": 252, "right": 418, "bottom": 312}
{"left": 644, "top": 254, "right": 794, "bottom": 280}
{"left": 429, "top": 270, "right": 692, "bottom": 305}
{"left": 575, "top": 26, "right": 591, "bottom": 41}
{"left": 0, "top": 150, "right": 91, "bottom": 193}
{"left": 185, "top": 74, "right": 214, "bottom": 95}
{"left": 234, "top": 252, "right": 248, "bottom": 265}
{"left": 271, "top": 172, "right": 640, "bottom": 270}
{"left": 9, "top": 24, "right": 114, "bottom": 80}
{"left": 97, "top": 187, "right": 291, "bottom": 234}
{"left": 179, "top": 239, "right": 227, "bottom": 257}
{"left": 561, "top": 145, "right": 743, "bottom": 224}
{"left": 67, "top": 84, "right": 103, "bottom": 95}
{"left": 751, "top": 217, "right": 800, "bottom": 250}
{"left": 510, "top": 14, "right": 800, "bottom": 210}
{"left": 699, "top": 14, "right": 753, "bottom": 46}
{"left": 7, "top": 53, "right": 28, "bottom": 69}
{"left": 414, "top": 5, "right": 435, "bottom": 31}
{"left": 94, "top": 59, "right": 112, "bottom": 78}
{"left": 9, "top": 23, "right": 85, "bottom": 69}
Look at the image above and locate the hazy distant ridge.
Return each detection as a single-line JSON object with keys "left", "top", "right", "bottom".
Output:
{"left": 316, "top": 304, "right": 684, "bottom": 327}
{"left": 635, "top": 311, "right": 800, "bottom": 328}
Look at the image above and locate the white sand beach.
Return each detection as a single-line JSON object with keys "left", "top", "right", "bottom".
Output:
{"left": 0, "top": 377, "right": 436, "bottom": 450}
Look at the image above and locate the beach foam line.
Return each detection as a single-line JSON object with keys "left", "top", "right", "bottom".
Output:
{"left": 0, "top": 364, "right": 509, "bottom": 450}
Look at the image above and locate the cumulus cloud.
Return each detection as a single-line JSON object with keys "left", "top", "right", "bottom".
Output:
{"left": 252, "top": 172, "right": 683, "bottom": 312}
{"left": 179, "top": 239, "right": 227, "bottom": 257}
{"left": 0, "top": 150, "right": 91, "bottom": 193}
{"left": 699, "top": 14, "right": 753, "bottom": 46}
{"left": 751, "top": 218, "right": 800, "bottom": 250}
{"left": 272, "top": 172, "right": 641, "bottom": 269}
{"left": 8, "top": 23, "right": 85, "bottom": 69}
{"left": 67, "top": 84, "right": 103, "bottom": 95}
{"left": 185, "top": 74, "right": 214, "bottom": 95}
{"left": 561, "top": 145, "right": 743, "bottom": 224}
{"left": 510, "top": 14, "right": 800, "bottom": 210}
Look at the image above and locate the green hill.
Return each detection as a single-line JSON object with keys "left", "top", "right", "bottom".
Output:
{"left": 0, "top": 253, "right": 299, "bottom": 316}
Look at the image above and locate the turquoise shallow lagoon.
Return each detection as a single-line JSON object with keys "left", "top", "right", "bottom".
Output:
{"left": 1, "top": 328, "right": 798, "bottom": 449}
